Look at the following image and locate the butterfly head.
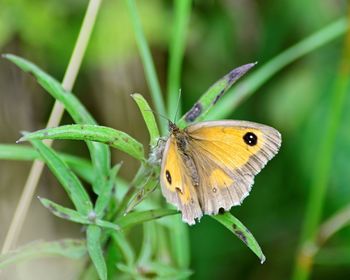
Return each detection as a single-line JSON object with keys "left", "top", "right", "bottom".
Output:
{"left": 168, "top": 120, "right": 181, "bottom": 135}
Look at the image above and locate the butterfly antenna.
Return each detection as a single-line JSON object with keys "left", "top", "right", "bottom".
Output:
{"left": 145, "top": 109, "right": 171, "bottom": 123}
{"left": 174, "top": 89, "right": 182, "bottom": 122}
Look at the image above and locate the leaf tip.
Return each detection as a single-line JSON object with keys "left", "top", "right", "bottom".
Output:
{"left": 16, "top": 137, "right": 25, "bottom": 143}
{"left": 17, "top": 131, "right": 30, "bottom": 143}
{"left": 260, "top": 254, "right": 266, "bottom": 264}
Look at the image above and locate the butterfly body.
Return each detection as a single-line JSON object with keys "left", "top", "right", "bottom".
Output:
{"left": 160, "top": 120, "right": 281, "bottom": 225}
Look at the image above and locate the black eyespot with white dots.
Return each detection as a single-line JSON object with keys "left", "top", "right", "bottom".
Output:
{"left": 165, "top": 170, "right": 172, "bottom": 184}
{"left": 243, "top": 132, "right": 258, "bottom": 146}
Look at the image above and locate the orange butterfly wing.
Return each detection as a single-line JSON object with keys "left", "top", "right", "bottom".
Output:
{"left": 160, "top": 135, "right": 202, "bottom": 225}
{"left": 186, "top": 120, "right": 281, "bottom": 216}
{"left": 160, "top": 120, "right": 281, "bottom": 224}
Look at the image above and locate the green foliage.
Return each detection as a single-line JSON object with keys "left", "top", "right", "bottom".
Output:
{"left": 19, "top": 124, "right": 145, "bottom": 161}
{"left": 1, "top": 1, "right": 349, "bottom": 280}
{"left": 0, "top": 239, "right": 87, "bottom": 269}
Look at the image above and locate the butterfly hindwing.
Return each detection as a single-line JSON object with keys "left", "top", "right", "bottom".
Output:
{"left": 160, "top": 136, "right": 202, "bottom": 224}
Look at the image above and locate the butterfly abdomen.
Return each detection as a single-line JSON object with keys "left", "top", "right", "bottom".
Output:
{"left": 181, "top": 153, "right": 200, "bottom": 187}
{"left": 174, "top": 132, "right": 200, "bottom": 188}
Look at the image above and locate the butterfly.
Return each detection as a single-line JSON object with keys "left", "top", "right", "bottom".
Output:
{"left": 160, "top": 120, "right": 281, "bottom": 225}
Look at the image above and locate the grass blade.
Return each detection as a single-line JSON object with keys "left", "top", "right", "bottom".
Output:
{"left": 29, "top": 139, "right": 93, "bottom": 214}
{"left": 3, "top": 54, "right": 111, "bottom": 194}
{"left": 167, "top": 0, "right": 192, "bottom": 118}
{"left": 126, "top": 0, "right": 167, "bottom": 134}
{"left": 86, "top": 225, "right": 107, "bottom": 280}
{"left": 3, "top": 54, "right": 97, "bottom": 124}
{"left": 293, "top": 15, "right": 350, "bottom": 280}
{"left": 212, "top": 212, "right": 266, "bottom": 264}
{"left": 20, "top": 124, "right": 144, "bottom": 161}
{"left": 207, "top": 18, "right": 349, "bottom": 120}
{"left": 0, "top": 239, "right": 86, "bottom": 269}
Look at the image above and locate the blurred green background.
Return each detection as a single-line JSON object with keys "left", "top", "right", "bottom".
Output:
{"left": 1, "top": 0, "right": 350, "bottom": 279}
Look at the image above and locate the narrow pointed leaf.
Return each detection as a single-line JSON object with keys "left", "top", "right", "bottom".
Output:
{"left": 87, "top": 225, "right": 107, "bottom": 280}
{"left": 29, "top": 139, "right": 93, "bottom": 214}
{"left": 95, "top": 220, "right": 120, "bottom": 231}
{"left": 131, "top": 93, "right": 160, "bottom": 146}
{"left": 39, "top": 197, "right": 120, "bottom": 231}
{"left": 125, "top": 175, "right": 158, "bottom": 214}
{"left": 20, "top": 124, "right": 144, "bottom": 161}
{"left": 39, "top": 197, "right": 90, "bottom": 224}
{"left": 212, "top": 212, "right": 265, "bottom": 263}
{"left": 177, "top": 63, "right": 256, "bottom": 128}
{"left": 111, "top": 231, "right": 135, "bottom": 266}
{"left": 95, "top": 163, "right": 122, "bottom": 217}
{"left": 116, "top": 209, "right": 178, "bottom": 229}
{"left": 3, "top": 54, "right": 110, "bottom": 196}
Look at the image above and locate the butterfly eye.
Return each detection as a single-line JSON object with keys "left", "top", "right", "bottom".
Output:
{"left": 165, "top": 170, "right": 172, "bottom": 184}
{"left": 243, "top": 132, "right": 258, "bottom": 146}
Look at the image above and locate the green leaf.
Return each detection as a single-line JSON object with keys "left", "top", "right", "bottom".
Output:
{"left": 116, "top": 209, "right": 178, "bottom": 229}
{"left": 138, "top": 222, "right": 157, "bottom": 265}
{"left": 212, "top": 212, "right": 266, "bottom": 264}
{"left": 0, "top": 239, "right": 86, "bottom": 269}
{"left": 125, "top": 175, "right": 158, "bottom": 214}
{"left": 131, "top": 93, "right": 160, "bottom": 146}
{"left": 29, "top": 139, "right": 93, "bottom": 214}
{"left": 95, "top": 163, "right": 122, "bottom": 217}
{"left": 111, "top": 231, "right": 135, "bottom": 266}
{"left": 169, "top": 215, "right": 190, "bottom": 269}
{"left": 3, "top": 54, "right": 96, "bottom": 124}
{"left": 20, "top": 124, "right": 145, "bottom": 161}
{"left": 207, "top": 18, "right": 349, "bottom": 120}
{"left": 95, "top": 219, "right": 120, "bottom": 231}
{"left": 39, "top": 197, "right": 120, "bottom": 231}
{"left": 3, "top": 54, "right": 110, "bottom": 196}
{"left": 0, "top": 144, "right": 94, "bottom": 183}
{"left": 177, "top": 63, "right": 256, "bottom": 128}
{"left": 86, "top": 225, "right": 107, "bottom": 280}
{"left": 39, "top": 197, "right": 90, "bottom": 224}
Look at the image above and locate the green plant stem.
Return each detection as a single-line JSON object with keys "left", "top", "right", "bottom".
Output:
{"left": 126, "top": 0, "right": 167, "bottom": 134}
{"left": 165, "top": 1, "right": 192, "bottom": 272}
{"left": 292, "top": 13, "right": 350, "bottom": 280}
{"left": 1, "top": 0, "right": 102, "bottom": 254}
{"left": 167, "top": 0, "right": 192, "bottom": 119}
{"left": 208, "top": 17, "right": 349, "bottom": 120}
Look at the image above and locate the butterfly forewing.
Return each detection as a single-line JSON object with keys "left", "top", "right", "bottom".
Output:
{"left": 186, "top": 120, "right": 281, "bottom": 216}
